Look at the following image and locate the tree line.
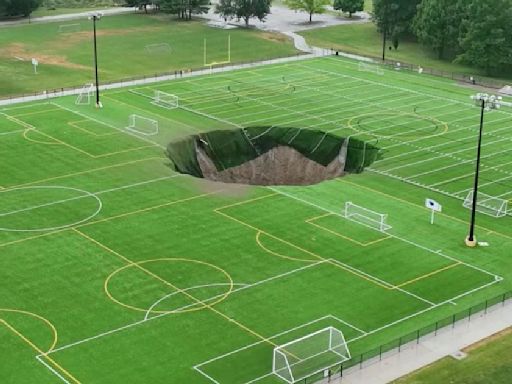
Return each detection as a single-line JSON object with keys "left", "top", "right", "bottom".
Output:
{"left": 373, "top": 0, "right": 512, "bottom": 75}
{"left": 0, "top": 0, "right": 42, "bottom": 17}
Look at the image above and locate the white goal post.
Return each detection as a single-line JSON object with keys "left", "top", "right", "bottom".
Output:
{"left": 75, "top": 84, "right": 94, "bottom": 106}
{"left": 58, "top": 23, "right": 81, "bottom": 33}
{"left": 343, "top": 202, "right": 392, "bottom": 232}
{"left": 273, "top": 327, "right": 351, "bottom": 384}
{"left": 145, "top": 43, "right": 172, "bottom": 54}
{"left": 126, "top": 114, "right": 159, "bottom": 136}
{"left": 358, "top": 61, "right": 384, "bottom": 75}
{"left": 152, "top": 90, "right": 179, "bottom": 109}
{"left": 463, "top": 191, "right": 508, "bottom": 218}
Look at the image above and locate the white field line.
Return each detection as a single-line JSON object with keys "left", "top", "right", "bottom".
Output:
{"left": 49, "top": 102, "right": 166, "bottom": 150}
{"left": 454, "top": 172, "right": 512, "bottom": 196}
{"left": 143, "top": 283, "right": 248, "bottom": 321}
{"left": 0, "top": 129, "right": 24, "bottom": 136}
{"left": 384, "top": 137, "right": 511, "bottom": 173}
{"left": 35, "top": 355, "right": 70, "bottom": 384}
{"left": 194, "top": 279, "right": 500, "bottom": 384}
{"left": 0, "top": 176, "right": 178, "bottom": 217}
{"left": 267, "top": 187, "right": 502, "bottom": 281}
{"left": 129, "top": 88, "right": 243, "bottom": 130}
{"left": 326, "top": 259, "right": 435, "bottom": 306}
{"left": 347, "top": 279, "right": 502, "bottom": 344}
{"left": 193, "top": 367, "right": 221, "bottom": 384}
{"left": 194, "top": 314, "right": 365, "bottom": 370}
{"left": 0, "top": 102, "right": 51, "bottom": 112}
{"left": 320, "top": 57, "right": 512, "bottom": 118}
{"left": 44, "top": 261, "right": 327, "bottom": 356}
{"left": 379, "top": 113, "right": 512, "bottom": 152}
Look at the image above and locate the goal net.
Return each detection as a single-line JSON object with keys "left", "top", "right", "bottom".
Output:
{"left": 358, "top": 61, "right": 384, "bottom": 75}
{"left": 75, "top": 84, "right": 94, "bottom": 106}
{"left": 463, "top": 191, "right": 508, "bottom": 218}
{"left": 343, "top": 202, "right": 392, "bottom": 231}
{"left": 58, "top": 23, "right": 81, "bottom": 34}
{"left": 145, "top": 43, "right": 172, "bottom": 55}
{"left": 126, "top": 114, "right": 159, "bottom": 136}
{"left": 273, "top": 327, "right": 351, "bottom": 384}
{"left": 153, "top": 91, "right": 179, "bottom": 109}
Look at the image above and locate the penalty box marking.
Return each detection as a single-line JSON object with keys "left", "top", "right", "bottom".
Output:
{"left": 193, "top": 314, "right": 366, "bottom": 384}
{"left": 306, "top": 212, "right": 391, "bottom": 247}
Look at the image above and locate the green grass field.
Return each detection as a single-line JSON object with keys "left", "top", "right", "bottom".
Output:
{"left": 299, "top": 23, "right": 512, "bottom": 80}
{"left": 394, "top": 329, "right": 512, "bottom": 384}
{"left": 1, "top": 55, "right": 512, "bottom": 384}
{"left": 0, "top": 14, "right": 297, "bottom": 97}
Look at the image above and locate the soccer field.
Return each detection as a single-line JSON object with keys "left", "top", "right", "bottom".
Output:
{"left": 1, "top": 56, "right": 512, "bottom": 384}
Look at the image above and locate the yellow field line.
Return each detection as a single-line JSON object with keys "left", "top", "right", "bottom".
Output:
{"left": 396, "top": 262, "right": 462, "bottom": 288}
{"left": 2, "top": 156, "right": 162, "bottom": 191}
{"left": 0, "top": 189, "right": 215, "bottom": 249}
{"left": 102, "top": 95, "right": 199, "bottom": 132}
{"left": 0, "top": 308, "right": 58, "bottom": 353}
{"left": 255, "top": 231, "right": 317, "bottom": 263}
{"left": 73, "top": 228, "right": 280, "bottom": 350}
{"left": 215, "top": 206, "right": 392, "bottom": 290}
{"left": 80, "top": 191, "right": 220, "bottom": 227}
{"left": 68, "top": 120, "right": 117, "bottom": 138}
{"left": 0, "top": 229, "right": 68, "bottom": 249}
{"left": 0, "top": 319, "right": 81, "bottom": 384}
{"left": 339, "top": 179, "right": 512, "bottom": 241}
{"left": 306, "top": 212, "right": 391, "bottom": 247}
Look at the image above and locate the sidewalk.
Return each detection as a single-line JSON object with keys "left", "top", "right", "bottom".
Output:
{"left": 327, "top": 301, "right": 512, "bottom": 384}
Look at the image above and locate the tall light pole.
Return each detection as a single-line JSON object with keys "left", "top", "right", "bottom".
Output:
{"left": 465, "top": 93, "right": 502, "bottom": 247}
{"left": 89, "top": 12, "right": 102, "bottom": 108}
{"left": 381, "top": 0, "right": 390, "bottom": 62}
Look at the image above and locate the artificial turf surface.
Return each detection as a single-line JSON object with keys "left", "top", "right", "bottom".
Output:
{"left": 1, "top": 55, "right": 511, "bottom": 383}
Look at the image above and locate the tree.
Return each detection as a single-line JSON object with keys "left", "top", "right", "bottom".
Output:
{"left": 456, "top": 0, "right": 512, "bottom": 76}
{"left": 372, "top": 0, "right": 421, "bottom": 36}
{"left": 234, "top": 0, "right": 271, "bottom": 26}
{"left": 1, "top": 0, "right": 41, "bottom": 17}
{"left": 215, "top": 0, "right": 236, "bottom": 21}
{"left": 333, "top": 0, "right": 364, "bottom": 18}
{"left": 413, "top": 0, "right": 463, "bottom": 59}
{"left": 284, "top": 0, "right": 331, "bottom": 23}
{"left": 161, "top": 0, "right": 210, "bottom": 20}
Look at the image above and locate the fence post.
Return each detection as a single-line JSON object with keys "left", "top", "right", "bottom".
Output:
{"left": 485, "top": 300, "right": 489, "bottom": 314}
{"left": 435, "top": 321, "right": 439, "bottom": 336}
{"left": 398, "top": 337, "right": 402, "bottom": 352}
{"left": 417, "top": 329, "right": 420, "bottom": 344}
{"left": 452, "top": 314, "right": 456, "bottom": 328}
{"left": 379, "top": 345, "right": 382, "bottom": 361}
{"left": 469, "top": 307, "right": 472, "bottom": 321}
{"left": 359, "top": 353, "right": 363, "bottom": 369}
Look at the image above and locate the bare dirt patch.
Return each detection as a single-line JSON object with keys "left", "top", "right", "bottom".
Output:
{"left": 258, "top": 32, "right": 291, "bottom": 44}
{"left": 197, "top": 145, "right": 345, "bottom": 186}
{"left": 0, "top": 42, "right": 90, "bottom": 70}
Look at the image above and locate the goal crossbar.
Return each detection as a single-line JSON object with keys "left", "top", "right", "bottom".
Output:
{"left": 152, "top": 90, "right": 179, "bottom": 109}
{"left": 358, "top": 61, "right": 384, "bottom": 75}
{"left": 126, "top": 114, "right": 159, "bottom": 136}
{"left": 463, "top": 191, "right": 508, "bottom": 218}
{"left": 75, "top": 84, "right": 94, "bottom": 106}
{"left": 343, "top": 202, "right": 392, "bottom": 232}
{"left": 273, "top": 327, "right": 350, "bottom": 384}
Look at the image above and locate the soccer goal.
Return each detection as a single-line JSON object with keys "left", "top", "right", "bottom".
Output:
{"left": 145, "top": 43, "right": 172, "bottom": 55}
{"left": 463, "top": 191, "right": 508, "bottom": 218}
{"left": 58, "top": 23, "right": 81, "bottom": 34}
{"left": 273, "top": 327, "right": 351, "bottom": 384}
{"left": 358, "top": 61, "right": 384, "bottom": 75}
{"left": 126, "top": 115, "right": 159, "bottom": 136}
{"left": 152, "top": 91, "right": 179, "bottom": 109}
{"left": 75, "top": 84, "right": 94, "bottom": 106}
{"left": 343, "top": 202, "right": 392, "bottom": 231}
